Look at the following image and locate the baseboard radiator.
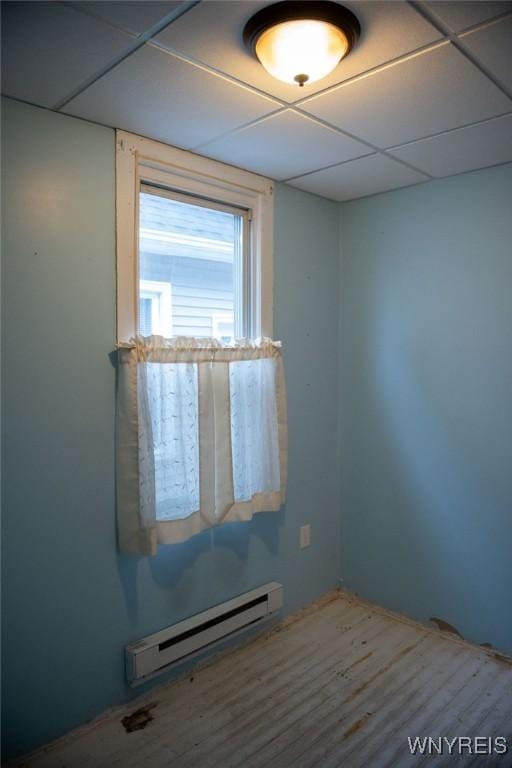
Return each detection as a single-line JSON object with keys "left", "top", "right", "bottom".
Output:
{"left": 126, "top": 581, "right": 283, "bottom": 685}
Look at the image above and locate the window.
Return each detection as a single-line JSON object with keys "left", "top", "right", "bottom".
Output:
{"left": 116, "top": 130, "right": 273, "bottom": 343}
{"left": 115, "top": 131, "right": 284, "bottom": 555}
{"left": 139, "top": 186, "right": 247, "bottom": 340}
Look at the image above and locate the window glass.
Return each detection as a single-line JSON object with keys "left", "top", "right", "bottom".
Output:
{"left": 138, "top": 188, "right": 247, "bottom": 340}
{"left": 139, "top": 297, "right": 153, "bottom": 337}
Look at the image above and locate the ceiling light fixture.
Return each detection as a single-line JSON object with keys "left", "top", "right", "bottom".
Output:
{"left": 243, "top": 1, "right": 360, "bottom": 87}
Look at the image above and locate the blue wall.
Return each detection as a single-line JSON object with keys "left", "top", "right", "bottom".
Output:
{"left": 4, "top": 95, "right": 511, "bottom": 761}
{"left": 339, "top": 163, "right": 512, "bottom": 654}
{"left": 1, "top": 98, "right": 341, "bottom": 759}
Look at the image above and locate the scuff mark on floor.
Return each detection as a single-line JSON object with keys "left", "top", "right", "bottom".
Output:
{"left": 121, "top": 702, "right": 159, "bottom": 733}
{"left": 336, "top": 650, "right": 374, "bottom": 678}
{"left": 342, "top": 712, "right": 372, "bottom": 740}
{"left": 346, "top": 639, "right": 424, "bottom": 701}
{"left": 348, "top": 650, "right": 374, "bottom": 669}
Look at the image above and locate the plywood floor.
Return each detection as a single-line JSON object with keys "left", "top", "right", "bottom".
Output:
{"left": 16, "top": 592, "right": 512, "bottom": 768}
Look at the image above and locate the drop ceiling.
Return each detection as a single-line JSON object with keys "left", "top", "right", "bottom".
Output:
{"left": 2, "top": 0, "right": 512, "bottom": 201}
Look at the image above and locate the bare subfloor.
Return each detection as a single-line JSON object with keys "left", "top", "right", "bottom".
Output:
{"left": 16, "top": 591, "right": 512, "bottom": 767}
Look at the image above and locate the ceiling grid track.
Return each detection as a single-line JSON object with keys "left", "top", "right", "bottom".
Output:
{"left": 53, "top": 0, "right": 201, "bottom": 110}
{"left": 3, "top": 0, "right": 511, "bottom": 200}
{"left": 409, "top": 2, "right": 512, "bottom": 101}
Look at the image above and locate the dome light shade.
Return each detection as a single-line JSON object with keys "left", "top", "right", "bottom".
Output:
{"left": 243, "top": 1, "right": 360, "bottom": 87}
{"left": 255, "top": 19, "right": 349, "bottom": 85}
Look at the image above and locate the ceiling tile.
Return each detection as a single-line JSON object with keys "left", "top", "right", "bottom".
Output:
{"left": 1, "top": 1, "right": 133, "bottom": 108}
{"left": 72, "top": 1, "right": 184, "bottom": 36}
{"left": 424, "top": 2, "right": 512, "bottom": 33}
{"left": 319, "top": 1, "right": 443, "bottom": 85}
{"left": 154, "top": 0, "right": 441, "bottom": 103}
{"left": 301, "top": 43, "right": 512, "bottom": 148}
{"left": 197, "top": 111, "right": 372, "bottom": 180}
{"left": 64, "top": 44, "right": 280, "bottom": 149}
{"left": 288, "top": 154, "right": 429, "bottom": 202}
{"left": 388, "top": 114, "right": 512, "bottom": 177}
{"left": 460, "top": 15, "right": 512, "bottom": 92}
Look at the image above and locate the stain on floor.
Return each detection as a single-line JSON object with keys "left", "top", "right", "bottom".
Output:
{"left": 121, "top": 702, "right": 159, "bottom": 733}
{"left": 342, "top": 712, "right": 373, "bottom": 740}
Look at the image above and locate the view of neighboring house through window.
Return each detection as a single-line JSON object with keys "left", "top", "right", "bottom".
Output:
{"left": 138, "top": 185, "right": 248, "bottom": 340}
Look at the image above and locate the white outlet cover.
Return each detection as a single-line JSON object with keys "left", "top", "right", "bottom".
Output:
{"left": 300, "top": 525, "right": 311, "bottom": 549}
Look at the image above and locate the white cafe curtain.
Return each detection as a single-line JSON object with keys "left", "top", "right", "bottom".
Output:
{"left": 116, "top": 336, "right": 287, "bottom": 554}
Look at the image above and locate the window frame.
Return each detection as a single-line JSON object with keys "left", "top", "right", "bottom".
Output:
{"left": 116, "top": 130, "right": 274, "bottom": 343}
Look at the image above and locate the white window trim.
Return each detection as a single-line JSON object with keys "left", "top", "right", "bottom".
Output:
{"left": 116, "top": 129, "right": 274, "bottom": 343}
